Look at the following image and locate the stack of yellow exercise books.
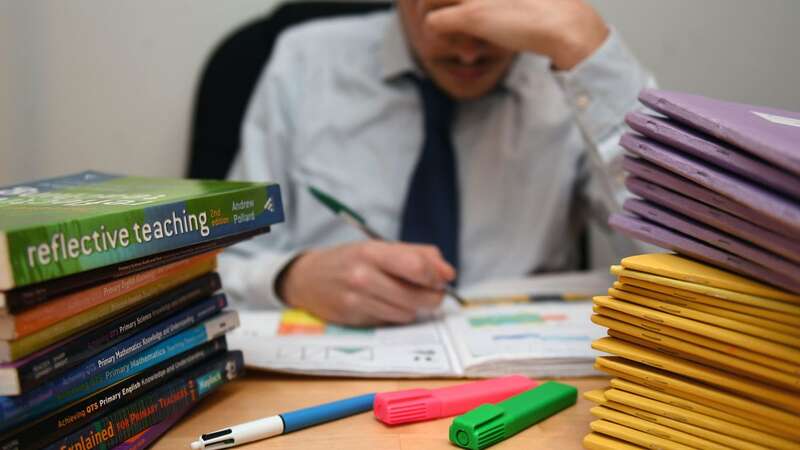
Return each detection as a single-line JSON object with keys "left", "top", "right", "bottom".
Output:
{"left": 583, "top": 253, "right": 800, "bottom": 450}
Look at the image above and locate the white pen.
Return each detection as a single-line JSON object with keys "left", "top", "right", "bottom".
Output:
{"left": 190, "top": 392, "right": 375, "bottom": 449}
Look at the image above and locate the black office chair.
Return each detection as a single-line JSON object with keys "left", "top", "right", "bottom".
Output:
{"left": 187, "top": 1, "right": 391, "bottom": 180}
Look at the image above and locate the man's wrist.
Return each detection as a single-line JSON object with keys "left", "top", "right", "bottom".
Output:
{"left": 275, "top": 251, "right": 308, "bottom": 307}
{"left": 550, "top": 24, "right": 609, "bottom": 71}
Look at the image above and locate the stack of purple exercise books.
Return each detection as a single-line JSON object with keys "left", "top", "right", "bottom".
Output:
{"left": 610, "top": 88, "right": 800, "bottom": 295}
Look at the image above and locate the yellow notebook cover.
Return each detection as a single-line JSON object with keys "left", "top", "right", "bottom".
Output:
{"left": 585, "top": 389, "right": 609, "bottom": 404}
{"left": 594, "top": 296, "right": 800, "bottom": 363}
{"left": 608, "top": 287, "right": 800, "bottom": 348}
{"left": 606, "top": 329, "right": 753, "bottom": 380}
{"left": 604, "top": 389, "right": 797, "bottom": 450}
{"left": 617, "top": 274, "right": 800, "bottom": 327}
{"left": 616, "top": 277, "right": 800, "bottom": 327}
{"left": 593, "top": 306, "right": 800, "bottom": 375}
{"left": 598, "top": 321, "right": 688, "bottom": 361}
{"left": 614, "top": 281, "right": 800, "bottom": 336}
{"left": 590, "top": 420, "right": 694, "bottom": 450}
{"left": 597, "top": 395, "right": 775, "bottom": 450}
{"left": 590, "top": 405, "right": 740, "bottom": 450}
{"left": 592, "top": 337, "right": 800, "bottom": 413}
{"left": 611, "top": 266, "right": 800, "bottom": 316}
{"left": 605, "top": 327, "right": 800, "bottom": 391}
{"left": 591, "top": 314, "right": 800, "bottom": 390}
{"left": 583, "top": 432, "right": 645, "bottom": 450}
{"left": 609, "top": 378, "right": 800, "bottom": 442}
{"left": 594, "top": 356, "right": 800, "bottom": 427}
{"left": 594, "top": 364, "right": 800, "bottom": 441}
{"left": 619, "top": 253, "right": 800, "bottom": 303}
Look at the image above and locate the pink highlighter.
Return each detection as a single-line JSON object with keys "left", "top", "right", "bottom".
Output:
{"left": 373, "top": 375, "right": 538, "bottom": 425}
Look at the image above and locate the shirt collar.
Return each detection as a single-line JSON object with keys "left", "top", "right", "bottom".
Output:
{"left": 381, "top": 11, "right": 419, "bottom": 81}
{"left": 380, "top": 9, "right": 552, "bottom": 94}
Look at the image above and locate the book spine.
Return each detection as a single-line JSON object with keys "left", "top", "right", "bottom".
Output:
{"left": 2, "top": 252, "right": 217, "bottom": 339}
{"left": 7, "top": 273, "right": 221, "bottom": 387}
{"left": 2, "top": 255, "right": 216, "bottom": 361}
{"left": 7, "top": 292, "right": 228, "bottom": 395}
{"left": 0, "top": 233, "right": 10, "bottom": 292}
{"left": 43, "top": 351, "right": 244, "bottom": 450}
{"left": 2, "top": 227, "right": 262, "bottom": 314}
{"left": 111, "top": 404, "right": 191, "bottom": 450}
{"left": 0, "top": 311, "right": 239, "bottom": 432}
{"left": 4, "top": 183, "right": 283, "bottom": 288}
{"left": 0, "top": 338, "right": 227, "bottom": 450}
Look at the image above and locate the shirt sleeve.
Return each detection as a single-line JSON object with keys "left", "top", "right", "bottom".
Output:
{"left": 554, "top": 28, "right": 659, "bottom": 258}
{"left": 218, "top": 38, "right": 302, "bottom": 310}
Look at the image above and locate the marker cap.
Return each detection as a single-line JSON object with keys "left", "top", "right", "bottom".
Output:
{"left": 449, "top": 381, "right": 577, "bottom": 450}
{"left": 374, "top": 375, "right": 537, "bottom": 425}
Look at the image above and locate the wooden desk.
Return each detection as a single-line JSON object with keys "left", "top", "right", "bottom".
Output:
{"left": 152, "top": 373, "right": 607, "bottom": 450}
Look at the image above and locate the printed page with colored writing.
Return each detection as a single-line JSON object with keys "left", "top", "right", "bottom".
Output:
{"left": 226, "top": 308, "right": 462, "bottom": 377}
{"left": 445, "top": 302, "right": 603, "bottom": 378}
{"left": 226, "top": 272, "right": 608, "bottom": 377}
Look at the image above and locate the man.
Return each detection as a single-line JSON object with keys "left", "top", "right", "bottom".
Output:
{"left": 220, "top": 0, "right": 653, "bottom": 326}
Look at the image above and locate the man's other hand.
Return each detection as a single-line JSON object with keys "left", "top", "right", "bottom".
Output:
{"left": 425, "top": 0, "right": 609, "bottom": 70}
{"left": 278, "top": 241, "right": 456, "bottom": 327}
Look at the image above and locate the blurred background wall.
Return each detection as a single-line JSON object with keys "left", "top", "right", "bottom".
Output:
{"left": 2, "top": 0, "right": 799, "bottom": 185}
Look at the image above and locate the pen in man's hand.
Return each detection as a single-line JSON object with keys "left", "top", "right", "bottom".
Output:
{"left": 308, "top": 185, "right": 466, "bottom": 305}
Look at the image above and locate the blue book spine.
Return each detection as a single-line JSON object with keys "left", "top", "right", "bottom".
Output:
{"left": 43, "top": 351, "right": 244, "bottom": 450}
{"left": 0, "top": 310, "right": 238, "bottom": 431}
{"left": 8, "top": 273, "right": 222, "bottom": 392}
{"left": 9, "top": 293, "right": 225, "bottom": 394}
{"left": 86, "top": 294, "right": 226, "bottom": 375}
{"left": 0, "top": 338, "right": 228, "bottom": 450}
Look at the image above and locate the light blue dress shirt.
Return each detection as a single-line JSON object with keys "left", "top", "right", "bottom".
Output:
{"left": 220, "top": 10, "right": 655, "bottom": 309}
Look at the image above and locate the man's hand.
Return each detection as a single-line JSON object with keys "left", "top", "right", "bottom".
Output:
{"left": 278, "top": 241, "right": 456, "bottom": 327}
{"left": 425, "top": 0, "right": 609, "bottom": 70}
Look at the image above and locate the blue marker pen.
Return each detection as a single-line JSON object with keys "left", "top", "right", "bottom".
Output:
{"left": 190, "top": 393, "right": 376, "bottom": 449}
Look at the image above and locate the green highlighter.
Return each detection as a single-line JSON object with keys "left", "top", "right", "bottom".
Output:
{"left": 449, "top": 381, "right": 577, "bottom": 450}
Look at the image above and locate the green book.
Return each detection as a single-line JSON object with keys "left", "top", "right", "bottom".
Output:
{"left": 0, "top": 171, "right": 283, "bottom": 289}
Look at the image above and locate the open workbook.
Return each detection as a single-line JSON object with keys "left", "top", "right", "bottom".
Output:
{"left": 227, "top": 272, "right": 609, "bottom": 378}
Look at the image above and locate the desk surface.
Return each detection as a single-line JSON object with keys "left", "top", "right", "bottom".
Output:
{"left": 152, "top": 373, "right": 607, "bottom": 450}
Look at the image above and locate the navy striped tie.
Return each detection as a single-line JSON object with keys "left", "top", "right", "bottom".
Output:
{"left": 400, "top": 77, "right": 460, "bottom": 275}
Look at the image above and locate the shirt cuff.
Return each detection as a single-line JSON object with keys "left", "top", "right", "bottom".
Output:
{"left": 218, "top": 247, "right": 301, "bottom": 309}
{"left": 553, "top": 28, "right": 650, "bottom": 141}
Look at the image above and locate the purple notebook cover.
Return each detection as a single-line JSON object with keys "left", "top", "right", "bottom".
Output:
{"left": 622, "top": 156, "right": 796, "bottom": 238}
{"left": 620, "top": 132, "right": 800, "bottom": 235}
{"left": 625, "top": 176, "right": 800, "bottom": 264}
{"left": 623, "top": 198, "right": 800, "bottom": 280}
{"left": 639, "top": 88, "right": 800, "bottom": 176}
{"left": 112, "top": 404, "right": 191, "bottom": 450}
{"left": 625, "top": 111, "right": 800, "bottom": 200}
{"left": 609, "top": 213, "right": 800, "bottom": 294}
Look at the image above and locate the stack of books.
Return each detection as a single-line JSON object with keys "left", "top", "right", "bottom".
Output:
{"left": 610, "top": 89, "right": 800, "bottom": 293}
{"left": 585, "top": 254, "right": 800, "bottom": 449}
{"left": 0, "top": 172, "right": 283, "bottom": 450}
{"left": 583, "top": 90, "right": 800, "bottom": 449}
